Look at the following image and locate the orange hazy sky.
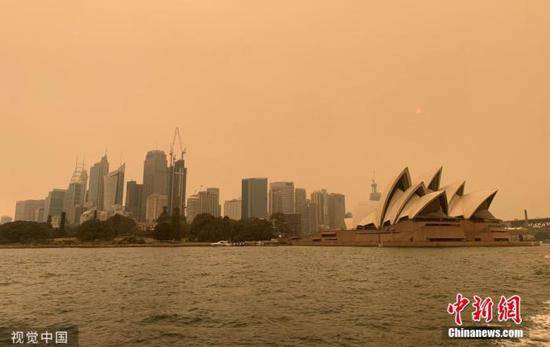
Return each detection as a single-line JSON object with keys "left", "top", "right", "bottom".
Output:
{"left": 1, "top": 1, "right": 549, "bottom": 220}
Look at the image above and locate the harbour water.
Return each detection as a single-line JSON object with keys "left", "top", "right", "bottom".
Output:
{"left": 1, "top": 246, "right": 549, "bottom": 346}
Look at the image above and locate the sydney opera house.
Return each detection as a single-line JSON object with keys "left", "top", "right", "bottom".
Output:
{"left": 294, "top": 167, "right": 537, "bottom": 247}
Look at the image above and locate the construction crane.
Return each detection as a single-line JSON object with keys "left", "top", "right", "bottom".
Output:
{"left": 168, "top": 127, "right": 187, "bottom": 215}
{"left": 169, "top": 127, "right": 186, "bottom": 164}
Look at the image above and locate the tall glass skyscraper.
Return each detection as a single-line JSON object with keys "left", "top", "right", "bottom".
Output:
{"left": 88, "top": 155, "right": 109, "bottom": 210}
{"left": 125, "top": 181, "right": 143, "bottom": 220}
{"left": 241, "top": 178, "right": 268, "bottom": 220}
{"left": 141, "top": 150, "right": 168, "bottom": 221}
{"left": 103, "top": 163, "right": 125, "bottom": 211}
{"left": 167, "top": 158, "right": 187, "bottom": 216}
{"left": 63, "top": 162, "right": 88, "bottom": 225}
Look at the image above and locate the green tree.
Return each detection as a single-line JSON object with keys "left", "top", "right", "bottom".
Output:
{"left": 172, "top": 207, "right": 182, "bottom": 241}
{"left": 154, "top": 221, "right": 172, "bottom": 240}
{"left": 0, "top": 221, "right": 52, "bottom": 244}
{"left": 270, "top": 213, "right": 291, "bottom": 238}
{"left": 76, "top": 219, "right": 115, "bottom": 241}
{"left": 46, "top": 215, "right": 53, "bottom": 229}
{"left": 106, "top": 214, "right": 137, "bottom": 236}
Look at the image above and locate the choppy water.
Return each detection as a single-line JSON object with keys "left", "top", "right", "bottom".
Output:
{"left": 1, "top": 246, "right": 549, "bottom": 346}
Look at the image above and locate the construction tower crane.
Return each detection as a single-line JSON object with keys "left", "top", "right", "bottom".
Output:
{"left": 169, "top": 127, "right": 186, "bottom": 165}
{"left": 168, "top": 127, "right": 187, "bottom": 215}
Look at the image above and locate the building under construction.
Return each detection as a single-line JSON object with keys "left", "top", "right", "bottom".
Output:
{"left": 167, "top": 128, "right": 187, "bottom": 217}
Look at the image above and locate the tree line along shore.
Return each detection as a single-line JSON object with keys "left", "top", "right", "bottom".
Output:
{"left": 1, "top": 211, "right": 549, "bottom": 247}
{"left": 0, "top": 211, "right": 295, "bottom": 246}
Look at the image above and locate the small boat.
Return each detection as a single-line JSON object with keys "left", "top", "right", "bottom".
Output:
{"left": 210, "top": 240, "right": 232, "bottom": 247}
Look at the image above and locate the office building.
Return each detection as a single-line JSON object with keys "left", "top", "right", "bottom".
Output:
{"left": 125, "top": 181, "right": 143, "bottom": 220}
{"left": 167, "top": 159, "right": 187, "bottom": 216}
{"left": 185, "top": 188, "right": 221, "bottom": 221}
{"left": 206, "top": 188, "right": 221, "bottom": 217}
{"left": 242, "top": 178, "right": 268, "bottom": 220}
{"left": 63, "top": 162, "right": 88, "bottom": 225}
{"left": 295, "top": 188, "right": 306, "bottom": 216}
{"left": 224, "top": 199, "right": 241, "bottom": 220}
{"left": 88, "top": 155, "right": 109, "bottom": 210}
{"left": 44, "top": 189, "right": 66, "bottom": 219}
{"left": 269, "top": 182, "right": 295, "bottom": 216}
{"left": 145, "top": 194, "right": 168, "bottom": 224}
{"left": 328, "top": 193, "right": 346, "bottom": 230}
{"left": 14, "top": 199, "right": 45, "bottom": 222}
{"left": 302, "top": 199, "right": 319, "bottom": 235}
{"left": 103, "top": 164, "right": 125, "bottom": 211}
{"left": 311, "top": 189, "right": 330, "bottom": 230}
{"left": 199, "top": 188, "right": 221, "bottom": 216}
{"left": 140, "top": 150, "right": 168, "bottom": 221}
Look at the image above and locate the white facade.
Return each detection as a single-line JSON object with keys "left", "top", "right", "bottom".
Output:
{"left": 358, "top": 167, "right": 500, "bottom": 230}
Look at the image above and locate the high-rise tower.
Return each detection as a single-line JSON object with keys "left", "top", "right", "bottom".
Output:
{"left": 103, "top": 163, "right": 125, "bottom": 211}
{"left": 328, "top": 193, "right": 346, "bottom": 230}
{"left": 311, "top": 189, "right": 330, "bottom": 230}
{"left": 167, "top": 128, "right": 187, "bottom": 216}
{"left": 88, "top": 155, "right": 109, "bottom": 210}
{"left": 241, "top": 178, "right": 268, "bottom": 220}
{"left": 269, "top": 182, "right": 295, "bottom": 216}
{"left": 63, "top": 161, "right": 88, "bottom": 224}
{"left": 125, "top": 181, "right": 143, "bottom": 220}
{"left": 141, "top": 150, "right": 168, "bottom": 221}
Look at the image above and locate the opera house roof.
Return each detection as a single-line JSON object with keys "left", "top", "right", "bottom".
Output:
{"left": 358, "top": 167, "right": 498, "bottom": 229}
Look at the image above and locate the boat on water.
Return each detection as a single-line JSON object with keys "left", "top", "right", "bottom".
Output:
{"left": 210, "top": 240, "right": 232, "bottom": 247}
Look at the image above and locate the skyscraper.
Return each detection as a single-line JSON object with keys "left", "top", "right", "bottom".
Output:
{"left": 103, "top": 163, "right": 125, "bottom": 212}
{"left": 294, "top": 188, "right": 306, "bottom": 216}
{"left": 224, "top": 199, "right": 241, "bottom": 220}
{"left": 141, "top": 150, "right": 168, "bottom": 221}
{"left": 302, "top": 199, "right": 318, "bottom": 235}
{"left": 192, "top": 188, "right": 221, "bottom": 218}
{"left": 125, "top": 181, "right": 143, "bottom": 220}
{"left": 44, "top": 189, "right": 66, "bottom": 219}
{"left": 167, "top": 158, "right": 187, "bottom": 216}
{"left": 269, "top": 182, "right": 295, "bottom": 216}
{"left": 205, "top": 188, "right": 221, "bottom": 217}
{"left": 63, "top": 162, "right": 88, "bottom": 225}
{"left": 242, "top": 178, "right": 268, "bottom": 220}
{"left": 88, "top": 155, "right": 109, "bottom": 210}
{"left": 311, "top": 189, "right": 330, "bottom": 230}
{"left": 328, "top": 193, "right": 346, "bottom": 230}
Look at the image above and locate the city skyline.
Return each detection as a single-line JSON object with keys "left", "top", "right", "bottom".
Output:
{"left": 1, "top": 1, "right": 549, "bottom": 220}
{"left": 2, "top": 143, "right": 548, "bottom": 221}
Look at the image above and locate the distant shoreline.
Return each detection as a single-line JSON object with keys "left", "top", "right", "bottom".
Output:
{"left": 0, "top": 241, "right": 546, "bottom": 249}
{"left": 0, "top": 242, "right": 215, "bottom": 249}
